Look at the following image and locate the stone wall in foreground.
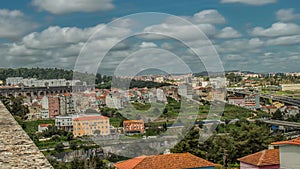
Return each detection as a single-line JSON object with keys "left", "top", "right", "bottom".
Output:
{"left": 0, "top": 102, "right": 53, "bottom": 169}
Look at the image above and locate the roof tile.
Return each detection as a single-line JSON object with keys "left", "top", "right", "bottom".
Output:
{"left": 272, "top": 137, "right": 300, "bottom": 146}
{"left": 115, "top": 153, "right": 218, "bottom": 169}
{"left": 238, "top": 149, "right": 279, "bottom": 166}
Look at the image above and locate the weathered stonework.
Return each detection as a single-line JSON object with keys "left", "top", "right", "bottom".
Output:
{"left": 0, "top": 102, "right": 53, "bottom": 169}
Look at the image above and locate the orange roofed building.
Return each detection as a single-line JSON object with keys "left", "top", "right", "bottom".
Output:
{"left": 114, "top": 153, "right": 218, "bottom": 169}
{"left": 73, "top": 115, "right": 110, "bottom": 137}
{"left": 238, "top": 149, "right": 280, "bottom": 169}
{"left": 123, "top": 120, "right": 144, "bottom": 134}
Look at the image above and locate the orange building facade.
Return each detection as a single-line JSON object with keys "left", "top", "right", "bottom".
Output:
{"left": 73, "top": 115, "right": 110, "bottom": 137}
{"left": 123, "top": 120, "right": 145, "bottom": 134}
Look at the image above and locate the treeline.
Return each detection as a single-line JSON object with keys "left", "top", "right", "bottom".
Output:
{"left": 102, "top": 78, "right": 171, "bottom": 89}
{"left": 0, "top": 68, "right": 169, "bottom": 88}
{"left": 0, "top": 68, "right": 112, "bottom": 85}
{"left": 0, "top": 68, "right": 73, "bottom": 81}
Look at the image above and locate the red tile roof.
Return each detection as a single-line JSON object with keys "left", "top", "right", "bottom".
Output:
{"left": 261, "top": 106, "right": 277, "bottom": 109}
{"left": 115, "top": 156, "right": 147, "bottom": 169}
{"left": 228, "top": 97, "right": 244, "bottom": 99}
{"left": 64, "top": 92, "right": 70, "bottom": 97}
{"left": 123, "top": 120, "right": 144, "bottom": 124}
{"left": 114, "top": 153, "right": 218, "bottom": 169}
{"left": 39, "top": 124, "right": 52, "bottom": 127}
{"left": 238, "top": 149, "right": 280, "bottom": 166}
{"left": 272, "top": 137, "right": 300, "bottom": 146}
{"left": 73, "top": 115, "right": 108, "bottom": 121}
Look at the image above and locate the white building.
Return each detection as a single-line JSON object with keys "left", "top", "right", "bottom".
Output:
{"left": 41, "top": 109, "right": 49, "bottom": 119}
{"left": 106, "top": 94, "right": 122, "bottom": 109}
{"left": 55, "top": 115, "right": 78, "bottom": 132}
{"left": 281, "top": 84, "right": 300, "bottom": 91}
{"left": 38, "top": 124, "right": 52, "bottom": 132}
{"left": 156, "top": 88, "right": 166, "bottom": 102}
{"left": 5, "top": 77, "right": 82, "bottom": 87}
{"left": 272, "top": 137, "right": 300, "bottom": 169}
{"left": 6, "top": 77, "right": 23, "bottom": 86}
{"left": 41, "top": 96, "right": 49, "bottom": 109}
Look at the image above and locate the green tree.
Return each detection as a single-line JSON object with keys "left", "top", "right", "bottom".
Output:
{"left": 55, "top": 143, "right": 64, "bottom": 153}
{"left": 272, "top": 109, "right": 283, "bottom": 120}
{"left": 70, "top": 141, "right": 77, "bottom": 150}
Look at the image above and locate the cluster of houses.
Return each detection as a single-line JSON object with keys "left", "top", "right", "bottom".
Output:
{"left": 26, "top": 93, "right": 76, "bottom": 119}
{"left": 228, "top": 94, "right": 260, "bottom": 110}
{"left": 39, "top": 113, "right": 145, "bottom": 138}
{"left": 112, "top": 136, "right": 300, "bottom": 169}
{"left": 228, "top": 95, "right": 300, "bottom": 116}
{"left": 24, "top": 78, "right": 223, "bottom": 121}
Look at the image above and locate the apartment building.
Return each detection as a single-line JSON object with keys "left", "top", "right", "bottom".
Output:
{"left": 48, "top": 96, "right": 59, "bottom": 118}
{"left": 73, "top": 115, "right": 110, "bottom": 137}
{"left": 55, "top": 115, "right": 77, "bottom": 132}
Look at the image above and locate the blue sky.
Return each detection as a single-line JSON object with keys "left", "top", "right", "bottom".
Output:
{"left": 0, "top": 0, "right": 300, "bottom": 74}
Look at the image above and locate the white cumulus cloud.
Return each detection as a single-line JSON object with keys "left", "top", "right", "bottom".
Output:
{"left": 139, "top": 42, "right": 157, "bottom": 48}
{"left": 192, "top": 9, "right": 226, "bottom": 24}
{"left": 0, "top": 9, "right": 39, "bottom": 39}
{"left": 250, "top": 22, "right": 300, "bottom": 37}
{"left": 221, "top": 0, "right": 276, "bottom": 6}
{"left": 276, "top": 8, "right": 300, "bottom": 22}
{"left": 31, "top": 0, "right": 114, "bottom": 14}
{"left": 216, "top": 27, "right": 242, "bottom": 39}
{"left": 266, "top": 35, "right": 300, "bottom": 46}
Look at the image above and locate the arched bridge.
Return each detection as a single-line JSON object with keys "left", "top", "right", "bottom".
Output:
{"left": 0, "top": 85, "right": 93, "bottom": 97}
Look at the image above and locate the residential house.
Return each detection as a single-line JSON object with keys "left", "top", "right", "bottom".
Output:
{"left": 123, "top": 120, "right": 145, "bottom": 134}
{"left": 272, "top": 137, "right": 300, "bottom": 168}
{"left": 114, "top": 153, "right": 218, "bottom": 169}
{"left": 228, "top": 96, "right": 245, "bottom": 106}
{"left": 280, "top": 106, "right": 299, "bottom": 116}
{"left": 73, "top": 115, "right": 110, "bottom": 137}
{"left": 27, "top": 101, "right": 41, "bottom": 120}
{"left": 38, "top": 124, "right": 52, "bottom": 133}
{"left": 238, "top": 149, "right": 280, "bottom": 169}
{"left": 261, "top": 106, "right": 278, "bottom": 114}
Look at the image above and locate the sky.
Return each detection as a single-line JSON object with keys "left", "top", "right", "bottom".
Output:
{"left": 0, "top": 0, "right": 300, "bottom": 74}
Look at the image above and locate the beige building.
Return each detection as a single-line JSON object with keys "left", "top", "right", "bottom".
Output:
{"left": 281, "top": 84, "right": 300, "bottom": 91}
{"left": 73, "top": 115, "right": 110, "bottom": 137}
